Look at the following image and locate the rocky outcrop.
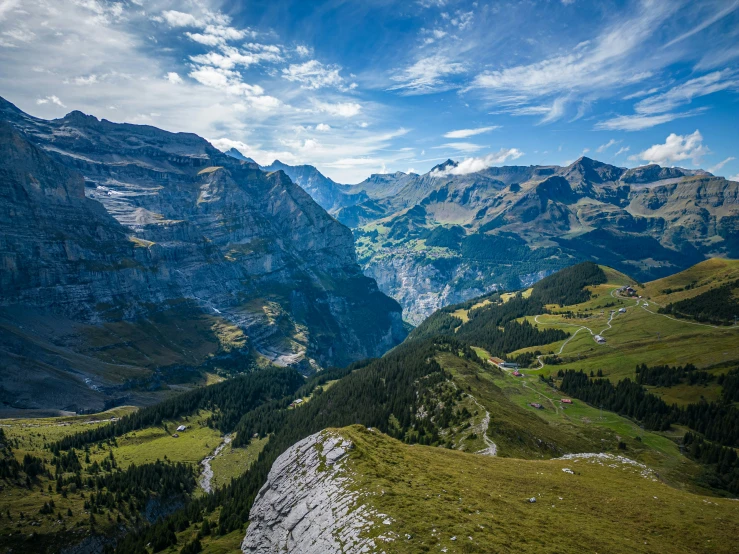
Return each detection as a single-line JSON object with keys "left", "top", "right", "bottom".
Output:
{"left": 363, "top": 254, "right": 492, "bottom": 325}
{"left": 242, "top": 430, "right": 381, "bottom": 554}
{"left": 0, "top": 97, "right": 406, "bottom": 411}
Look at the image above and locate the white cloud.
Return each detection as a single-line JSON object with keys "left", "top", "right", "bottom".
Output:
{"left": 166, "top": 72, "right": 183, "bottom": 84}
{"left": 388, "top": 55, "right": 466, "bottom": 95}
{"left": 315, "top": 123, "right": 331, "bottom": 132}
{"left": 632, "top": 130, "right": 708, "bottom": 167}
{"left": 187, "top": 66, "right": 280, "bottom": 111}
{"left": 0, "top": 0, "right": 21, "bottom": 22}
{"left": 634, "top": 71, "right": 738, "bottom": 115}
{"left": 282, "top": 60, "right": 346, "bottom": 90}
{"left": 189, "top": 45, "right": 280, "bottom": 70}
{"left": 596, "top": 109, "right": 703, "bottom": 131}
{"left": 160, "top": 10, "right": 202, "bottom": 28}
{"left": 2, "top": 27, "right": 35, "bottom": 43}
{"left": 314, "top": 100, "right": 362, "bottom": 117}
{"left": 708, "top": 157, "right": 736, "bottom": 175}
{"left": 729, "top": 174, "right": 739, "bottom": 182}
{"left": 435, "top": 142, "right": 484, "bottom": 152}
{"left": 508, "top": 97, "right": 569, "bottom": 124}
{"left": 36, "top": 95, "right": 65, "bottom": 107}
{"left": 614, "top": 146, "right": 630, "bottom": 157}
{"left": 295, "top": 45, "right": 310, "bottom": 57}
{"left": 185, "top": 25, "right": 249, "bottom": 47}
{"left": 431, "top": 148, "right": 524, "bottom": 177}
{"left": 596, "top": 139, "right": 620, "bottom": 153}
{"left": 443, "top": 126, "right": 498, "bottom": 139}
{"left": 450, "top": 11, "right": 473, "bottom": 30}
{"left": 72, "top": 74, "right": 98, "bottom": 86}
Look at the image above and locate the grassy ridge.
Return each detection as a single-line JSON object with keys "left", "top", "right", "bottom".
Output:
{"left": 341, "top": 425, "right": 739, "bottom": 554}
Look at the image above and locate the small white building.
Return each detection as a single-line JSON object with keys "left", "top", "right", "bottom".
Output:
{"left": 594, "top": 335, "right": 606, "bottom": 344}
{"left": 619, "top": 308, "right": 627, "bottom": 313}
{"left": 176, "top": 425, "right": 187, "bottom": 432}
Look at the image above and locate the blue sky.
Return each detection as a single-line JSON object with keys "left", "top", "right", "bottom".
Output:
{"left": 1, "top": 0, "right": 738, "bottom": 183}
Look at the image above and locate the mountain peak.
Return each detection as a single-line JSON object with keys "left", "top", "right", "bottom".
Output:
{"left": 224, "top": 147, "right": 256, "bottom": 164}
{"left": 61, "top": 110, "right": 99, "bottom": 125}
{"left": 563, "top": 156, "right": 624, "bottom": 184}
{"left": 431, "top": 159, "right": 457, "bottom": 173}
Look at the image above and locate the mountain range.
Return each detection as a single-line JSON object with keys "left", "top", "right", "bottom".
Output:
{"left": 0, "top": 98, "right": 405, "bottom": 413}
{"left": 255, "top": 153, "right": 739, "bottom": 323}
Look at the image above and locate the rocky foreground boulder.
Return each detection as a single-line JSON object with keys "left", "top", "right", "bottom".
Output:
{"left": 242, "top": 430, "right": 384, "bottom": 553}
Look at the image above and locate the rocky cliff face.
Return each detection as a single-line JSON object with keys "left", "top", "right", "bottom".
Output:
{"left": 261, "top": 160, "right": 367, "bottom": 213}
{"left": 242, "top": 430, "right": 383, "bottom": 554}
{"left": 344, "top": 157, "right": 739, "bottom": 322}
{"left": 0, "top": 98, "right": 405, "bottom": 412}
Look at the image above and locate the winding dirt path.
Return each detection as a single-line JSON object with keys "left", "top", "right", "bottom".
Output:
{"left": 469, "top": 395, "right": 497, "bottom": 456}
{"left": 199, "top": 434, "right": 232, "bottom": 493}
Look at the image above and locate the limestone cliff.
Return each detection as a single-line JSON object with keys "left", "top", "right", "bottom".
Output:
{"left": 242, "top": 430, "right": 383, "bottom": 553}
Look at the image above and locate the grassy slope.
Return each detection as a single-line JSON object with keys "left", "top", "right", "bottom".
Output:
{"left": 437, "top": 351, "right": 703, "bottom": 491}
{"left": 342, "top": 425, "right": 739, "bottom": 554}
{"left": 641, "top": 258, "right": 739, "bottom": 306}
{"left": 508, "top": 260, "right": 739, "bottom": 405}
{"left": 0, "top": 409, "right": 229, "bottom": 546}
{"left": 208, "top": 437, "right": 268, "bottom": 491}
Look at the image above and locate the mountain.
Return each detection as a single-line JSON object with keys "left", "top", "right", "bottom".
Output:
{"left": 341, "top": 156, "right": 738, "bottom": 323}
{"left": 0, "top": 97, "right": 405, "bottom": 413}
{"left": 260, "top": 160, "right": 368, "bottom": 212}
{"left": 4, "top": 261, "right": 739, "bottom": 553}
{"left": 223, "top": 147, "right": 256, "bottom": 164}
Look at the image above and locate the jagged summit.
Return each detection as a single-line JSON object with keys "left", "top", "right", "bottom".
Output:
{"left": 224, "top": 147, "right": 256, "bottom": 164}
{"left": 431, "top": 159, "right": 457, "bottom": 173}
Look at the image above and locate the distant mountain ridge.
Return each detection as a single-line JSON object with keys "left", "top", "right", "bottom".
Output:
{"left": 253, "top": 154, "right": 737, "bottom": 323}
{"left": 0, "top": 97, "right": 406, "bottom": 413}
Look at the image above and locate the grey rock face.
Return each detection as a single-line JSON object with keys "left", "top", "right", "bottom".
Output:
{"left": 261, "top": 160, "right": 368, "bottom": 213}
{"left": 0, "top": 98, "right": 405, "bottom": 411}
{"left": 242, "top": 430, "right": 380, "bottom": 554}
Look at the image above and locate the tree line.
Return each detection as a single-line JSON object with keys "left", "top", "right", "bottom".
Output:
{"left": 50, "top": 367, "right": 305, "bottom": 452}
{"left": 112, "top": 337, "right": 477, "bottom": 553}
{"left": 660, "top": 279, "right": 739, "bottom": 325}
{"left": 559, "top": 369, "right": 739, "bottom": 448}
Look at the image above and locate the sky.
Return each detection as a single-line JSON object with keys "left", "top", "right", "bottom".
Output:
{"left": 0, "top": 0, "right": 738, "bottom": 184}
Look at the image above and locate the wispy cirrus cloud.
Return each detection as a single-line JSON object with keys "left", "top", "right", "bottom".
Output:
{"left": 434, "top": 142, "right": 484, "bottom": 152}
{"left": 468, "top": 1, "right": 676, "bottom": 122}
{"left": 596, "top": 139, "right": 620, "bottom": 153}
{"left": 597, "top": 70, "right": 737, "bottom": 130}
{"left": 388, "top": 55, "right": 467, "bottom": 95}
{"left": 443, "top": 126, "right": 498, "bottom": 139}
{"left": 708, "top": 156, "right": 735, "bottom": 175}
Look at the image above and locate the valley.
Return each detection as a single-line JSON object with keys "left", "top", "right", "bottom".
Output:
{"left": 1, "top": 259, "right": 738, "bottom": 553}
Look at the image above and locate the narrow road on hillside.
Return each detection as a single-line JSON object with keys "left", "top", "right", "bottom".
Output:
{"left": 199, "top": 434, "right": 232, "bottom": 493}
{"left": 534, "top": 286, "right": 629, "bottom": 368}
{"left": 638, "top": 303, "right": 737, "bottom": 329}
